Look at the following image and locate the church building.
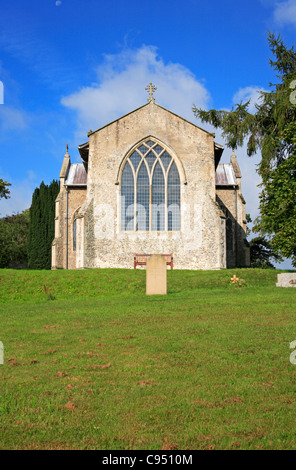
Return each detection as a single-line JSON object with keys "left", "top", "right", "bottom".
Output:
{"left": 51, "top": 84, "right": 250, "bottom": 270}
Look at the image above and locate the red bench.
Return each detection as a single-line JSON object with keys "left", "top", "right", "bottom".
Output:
{"left": 134, "top": 254, "right": 173, "bottom": 270}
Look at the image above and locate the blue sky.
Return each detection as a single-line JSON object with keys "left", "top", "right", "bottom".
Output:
{"left": 0, "top": 0, "right": 295, "bottom": 266}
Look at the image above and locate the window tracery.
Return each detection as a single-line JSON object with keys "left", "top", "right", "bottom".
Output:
{"left": 121, "top": 140, "right": 180, "bottom": 231}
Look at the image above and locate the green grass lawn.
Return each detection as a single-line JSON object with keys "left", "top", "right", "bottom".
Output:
{"left": 1, "top": 267, "right": 296, "bottom": 450}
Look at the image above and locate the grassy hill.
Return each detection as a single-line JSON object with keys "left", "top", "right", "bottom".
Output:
{"left": 1, "top": 268, "right": 296, "bottom": 450}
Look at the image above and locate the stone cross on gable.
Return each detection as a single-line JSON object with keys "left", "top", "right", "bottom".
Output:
{"left": 145, "top": 83, "right": 157, "bottom": 103}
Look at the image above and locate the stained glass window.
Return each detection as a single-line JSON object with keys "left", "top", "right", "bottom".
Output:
{"left": 153, "top": 144, "right": 163, "bottom": 155}
{"left": 137, "top": 163, "right": 149, "bottom": 231}
{"left": 121, "top": 141, "right": 180, "bottom": 231}
{"left": 160, "top": 151, "right": 172, "bottom": 172}
{"left": 138, "top": 144, "right": 148, "bottom": 155}
{"left": 129, "top": 151, "right": 141, "bottom": 172}
{"left": 151, "top": 162, "right": 165, "bottom": 231}
{"left": 167, "top": 162, "right": 180, "bottom": 231}
{"left": 145, "top": 151, "right": 156, "bottom": 172}
{"left": 121, "top": 161, "right": 134, "bottom": 231}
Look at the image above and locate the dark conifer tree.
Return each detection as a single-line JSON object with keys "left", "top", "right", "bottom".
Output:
{"left": 28, "top": 180, "right": 59, "bottom": 269}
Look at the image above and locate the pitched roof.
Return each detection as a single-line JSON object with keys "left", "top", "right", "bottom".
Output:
{"left": 65, "top": 163, "right": 87, "bottom": 186}
{"left": 78, "top": 102, "right": 224, "bottom": 165}
{"left": 215, "top": 163, "right": 237, "bottom": 186}
{"left": 86, "top": 102, "right": 218, "bottom": 138}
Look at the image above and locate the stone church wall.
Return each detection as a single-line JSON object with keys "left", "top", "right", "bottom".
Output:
{"left": 52, "top": 101, "right": 249, "bottom": 270}
{"left": 216, "top": 188, "right": 249, "bottom": 268}
{"left": 84, "top": 103, "right": 225, "bottom": 270}
{"left": 52, "top": 185, "right": 87, "bottom": 269}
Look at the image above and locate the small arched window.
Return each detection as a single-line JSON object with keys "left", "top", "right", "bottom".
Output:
{"left": 73, "top": 220, "right": 77, "bottom": 251}
{"left": 73, "top": 209, "right": 80, "bottom": 251}
{"left": 121, "top": 140, "right": 180, "bottom": 231}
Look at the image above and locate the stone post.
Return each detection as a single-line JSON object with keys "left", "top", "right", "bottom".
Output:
{"left": 146, "top": 254, "right": 167, "bottom": 295}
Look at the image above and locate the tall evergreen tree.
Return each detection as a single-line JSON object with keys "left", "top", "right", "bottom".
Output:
{"left": 193, "top": 32, "right": 296, "bottom": 265}
{"left": 28, "top": 180, "right": 59, "bottom": 269}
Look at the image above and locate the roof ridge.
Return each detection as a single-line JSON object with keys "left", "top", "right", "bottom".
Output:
{"left": 82, "top": 101, "right": 221, "bottom": 143}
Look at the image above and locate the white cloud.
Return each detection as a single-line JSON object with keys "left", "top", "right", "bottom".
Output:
{"left": 274, "top": 0, "right": 296, "bottom": 26}
{"left": 216, "top": 127, "right": 262, "bottom": 225}
{"left": 0, "top": 172, "right": 37, "bottom": 217}
{"left": 232, "top": 86, "right": 267, "bottom": 114}
{"left": 215, "top": 85, "right": 268, "bottom": 225}
{"left": 61, "top": 45, "right": 211, "bottom": 140}
{"left": 235, "top": 149, "right": 261, "bottom": 222}
{"left": 61, "top": 47, "right": 263, "bottom": 242}
{"left": 0, "top": 106, "right": 28, "bottom": 131}
{"left": 210, "top": 85, "right": 268, "bottom": 226}
{"left": 56, "top": 1, "right": 62, "bottom": 6}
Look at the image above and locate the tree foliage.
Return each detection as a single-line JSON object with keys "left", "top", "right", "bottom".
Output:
{"left": 27, "top": 180, "right": 59, "bottom": 269}
{"left": 249, "top": 236, "right": 283, "bottom": 269}
{"left": 253, "top": 121, "right": 296, "bottom": 263}
{"left": 0, "top": 179, "right": 11, "bottom": 200}
{"left": 193, "top": 32, "right": 296, "bottom": 179}
{"left": 0, "top": 210, "right": 29, "bottom": 268}
{"left": 193, "top": 32, "right": 296, "bottom": 265}
{"left": 246, "top": 214, "right": 283, "bottom": 268}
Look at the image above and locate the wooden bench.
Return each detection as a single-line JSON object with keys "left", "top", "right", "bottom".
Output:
{"left": 134, "top": 254, "right": 173, "bottom": 270}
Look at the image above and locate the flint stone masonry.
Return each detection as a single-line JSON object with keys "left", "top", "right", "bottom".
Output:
{"left": 52, "top": 99, "right": 250, "bottom": 270}
{"left": 146, "top": 255, "right": 167, "bottom": 295}
{"left": 276, "top": 273, "right": 296, "bottom": 287}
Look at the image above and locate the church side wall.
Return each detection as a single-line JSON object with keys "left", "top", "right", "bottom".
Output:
{"left": 52, "top": 185, "right": 87, "bottom": 269}
{"left": 52, "top": 191, "right": 63, "bottom": 269}
{"left": 216, "top": 187, "right": 249, "bottom": 267}
{"left": 66, "top": 187, "right": 87, "bottom": 269}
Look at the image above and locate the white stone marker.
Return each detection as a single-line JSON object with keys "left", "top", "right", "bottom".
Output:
{"left": 276, "top": 273, "right": 296, "bottom": 287}
{"left": 146, "top": 254, "right": 167, "bottom": 295}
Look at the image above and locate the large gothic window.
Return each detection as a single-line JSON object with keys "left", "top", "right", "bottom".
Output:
{"left": 121, "top": 140, "right": 180, "bottom": 231}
